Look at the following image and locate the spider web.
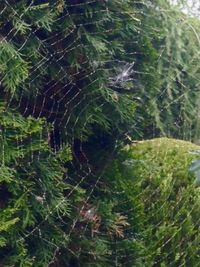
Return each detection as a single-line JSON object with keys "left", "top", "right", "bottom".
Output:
{"left": 1, "top": 0, "right": 200, "bottom": 266}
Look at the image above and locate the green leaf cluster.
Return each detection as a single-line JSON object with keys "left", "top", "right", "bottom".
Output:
{"left": 1, "top": 0, "right": 200, "bottom": 266}
{"left": 102, "top": 138, "right": 200, "bottom": 266}
{"left": 0, "top": 106, "right": 73, "bottom": 266}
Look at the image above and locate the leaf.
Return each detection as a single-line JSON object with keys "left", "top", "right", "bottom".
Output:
{"left": 0, "top": 236, "right": 7, "bottom": 247}
{"left": 189, "top": 159, "right": 200, "bottom": 172}
{"left": 0, "top": 166, "right": 15, "bottom": 183}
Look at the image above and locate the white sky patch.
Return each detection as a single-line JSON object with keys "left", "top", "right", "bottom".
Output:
{"left": 170, "top": 0, "right": 200, "bottom": 17}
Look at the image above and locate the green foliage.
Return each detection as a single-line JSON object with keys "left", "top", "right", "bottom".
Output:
{"left": 0, "top": 106, "right": 73, "bottom": 266}
{"left": 0, "top": 0, "right": 139, "bottom": 142}
{"left": 0, "top": 41, "right": 29, "bottom": 93}
{"left": 139, "top": 3, "right": 200, "bottom": 140}
{"left": 103, "top": 138, "right": 200, "bottom": 266}
{"left": 1, "top": 0, "right": 200, "bottom": 266}
{"left": 0, "top": 0, "right": 200, "bottom": 141}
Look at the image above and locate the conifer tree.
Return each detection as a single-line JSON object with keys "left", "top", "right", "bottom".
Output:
{"left": 1, "top": 0, "right": 200, "bottom": 266}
